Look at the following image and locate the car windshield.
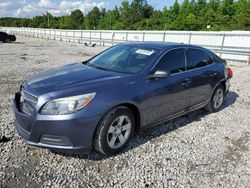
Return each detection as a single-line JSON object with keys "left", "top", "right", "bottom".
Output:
{"left": 86, "top": 45, "right": 159, "bottom": 74}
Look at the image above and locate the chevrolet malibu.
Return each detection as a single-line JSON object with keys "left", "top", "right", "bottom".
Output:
{"left": 13, "top": 42, "right": 232, "bottom": 156}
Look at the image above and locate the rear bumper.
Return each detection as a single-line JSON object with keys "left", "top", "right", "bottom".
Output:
{"left": 13, "top": 98, "right": 99, "bottom": 154}
{"left": 225, "top": 78, "right": 230, "bottom": 94}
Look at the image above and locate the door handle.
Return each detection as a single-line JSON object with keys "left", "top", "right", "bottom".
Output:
{"left": 209, "top": 73, "right": 218, "bottom": 78}
{"left": 181, "top": 79, "right": 191, "bottom": 87}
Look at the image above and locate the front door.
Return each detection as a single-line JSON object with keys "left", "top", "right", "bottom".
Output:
{"left": 140, "top": 48, "right": 193, "bottom": 126}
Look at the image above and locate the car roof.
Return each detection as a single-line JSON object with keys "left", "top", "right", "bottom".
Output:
{"left": 122, "top": 42, "right": 205, "bottom": 50}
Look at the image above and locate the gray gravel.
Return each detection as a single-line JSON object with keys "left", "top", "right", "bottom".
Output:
{"left": 0, "top": 36, "right": 250, "bottom": 188}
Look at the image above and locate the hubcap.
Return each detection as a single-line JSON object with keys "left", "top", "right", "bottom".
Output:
{"left": 107, "top": 115, "right": 132, "bottom": 149}
{"left": 213, "top": 88, "right": 224, "bottom": 109}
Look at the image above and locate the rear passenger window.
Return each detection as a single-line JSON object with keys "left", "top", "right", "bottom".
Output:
{"left": 156, "top": 49, "right": 186, "bottom": 74}
{"left": 187, "top": 49, "right": 213, "bottom": 70}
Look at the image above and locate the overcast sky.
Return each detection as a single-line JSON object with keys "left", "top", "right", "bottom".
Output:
{"left": 0, "top": 0, "right": 178, "bottom": 18}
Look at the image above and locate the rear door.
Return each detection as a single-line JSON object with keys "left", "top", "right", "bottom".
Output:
{"left": 141, "top": 48, "right": 193, "bottom": 125}
{"left": 186, "top": 48, "right": 215, "bottom": 107}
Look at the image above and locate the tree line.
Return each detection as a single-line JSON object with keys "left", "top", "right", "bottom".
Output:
{"left": 0, "top": 0, "right": 249, "bottom": 31}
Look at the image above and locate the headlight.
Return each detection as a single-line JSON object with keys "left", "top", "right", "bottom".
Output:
{"left": 41, "top": 93, "right": 96, "bottom": 115}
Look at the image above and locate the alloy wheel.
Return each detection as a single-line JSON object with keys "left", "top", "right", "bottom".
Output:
{"left": 106, "top": 115, "right": 132, "bottom": 149}
{"left": 213, "top": 88, "right": 224, "bottom": 109}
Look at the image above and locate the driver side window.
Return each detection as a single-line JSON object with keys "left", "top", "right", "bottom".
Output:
{"left": 156, "top": 49, "right": 186, "bottom": 74}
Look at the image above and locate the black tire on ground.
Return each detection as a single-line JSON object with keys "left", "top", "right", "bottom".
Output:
{"left": 205, "top": 84, "right": 225, "bottom": 112}
{"left": 9, "top": 35, "right": 16, "bottom": 41}
{"left": 94, "top": 106, "right": 135, "bottom": 156}
{"left": 4, "top": 38, "right": 11, "bottom": 43}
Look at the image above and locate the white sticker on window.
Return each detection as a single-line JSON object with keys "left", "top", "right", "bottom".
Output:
{"left": 136, "top": 49, "right": 155, "bottom": 56}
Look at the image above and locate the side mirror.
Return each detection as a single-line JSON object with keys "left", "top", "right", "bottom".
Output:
{"left": 148, "top": 70, "right": 170, "bottom": 80}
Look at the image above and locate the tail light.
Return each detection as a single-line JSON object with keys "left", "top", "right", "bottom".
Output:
{"left": 228, "top": 67, "right": 233, "bottom": 79}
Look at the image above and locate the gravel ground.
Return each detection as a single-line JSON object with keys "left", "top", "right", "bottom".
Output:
{"left": 0, "top": 36, "right": 250, "bottom": 188}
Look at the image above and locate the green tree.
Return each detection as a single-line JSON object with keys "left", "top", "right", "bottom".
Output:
{"left": 69, "top": 9, "right": 84, "bottom": 29}
{"left": 233, "top": 0, "right": 250, "bottom": 30}
{"left": 85, "top": 7, "right": 101, "bottom": 29}
{"left": 204, "top": 0, "right": 220, "bottom": 30}
{"left": 119, "top": 0, "right": 132, "bottom": 29}
{"left": 99, "top": 7, "right": 120, "bottom": 30}
{"left": 219, "top": 0, "right": 236, "bottom": 29}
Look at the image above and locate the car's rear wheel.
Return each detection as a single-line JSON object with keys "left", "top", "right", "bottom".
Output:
{"left": 94, "top": 106, "right": 135, "bottom": 156}
{"left": 205, "top": 84, "right": 225, "bottom": 112}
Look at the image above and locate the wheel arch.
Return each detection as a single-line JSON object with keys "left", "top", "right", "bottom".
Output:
{"left": 92, "top": 102, "right": 142, "bottom": 153}
{"left": 93, "top": 102, "right": 142, "bottom": 140}
{"left": 209, "top": 79, "right": 227, "bottom": 99}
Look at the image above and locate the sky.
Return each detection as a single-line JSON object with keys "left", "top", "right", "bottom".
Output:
{"left": 0, "top": 0, "right": 178, "bottom": 18}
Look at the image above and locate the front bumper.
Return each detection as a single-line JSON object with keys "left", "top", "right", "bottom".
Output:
{"left": 13, "top": 96, "right": 99, "bottom": 153}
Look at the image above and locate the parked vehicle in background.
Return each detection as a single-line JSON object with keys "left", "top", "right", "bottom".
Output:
{"left": 13, "top": 42, "right": 233, "bottom": 156}
{"left": 0, "top": 31, "right": 16, "bottom": 43}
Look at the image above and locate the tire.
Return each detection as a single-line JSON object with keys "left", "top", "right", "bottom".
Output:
{"left": 94, "top": 106, "right": 135, "bottom": 156}
{"left": 205, "top": 84, "right": 225, "bottom": 112}
{"left": 4, "top": 38, "right": 10, "bottom": 43}
{"left": 9, "top": 35, "right": 16, "bottom": 42}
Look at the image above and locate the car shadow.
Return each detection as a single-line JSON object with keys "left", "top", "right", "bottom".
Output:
{"left": 0, "top": 42, "right": 23, "bottom": 44}
{"left": 52, "top": 91, "right": 239, "bottom": 161}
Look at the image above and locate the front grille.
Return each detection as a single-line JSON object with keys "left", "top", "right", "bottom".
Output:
{"left": 20, "top": 90, "right": 38, "bottom": 115}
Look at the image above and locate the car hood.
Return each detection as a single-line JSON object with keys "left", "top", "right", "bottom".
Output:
{"left": 25, "top": 63, "right": 124, "bottom": 94}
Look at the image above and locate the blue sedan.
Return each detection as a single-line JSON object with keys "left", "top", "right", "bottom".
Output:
{"left": 13, "top": 42, "right": 232, "bottom": 156}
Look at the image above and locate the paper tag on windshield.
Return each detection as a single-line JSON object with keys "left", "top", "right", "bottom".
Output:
{"left": 136, "top": 49, "right": 154, "bottom": 56}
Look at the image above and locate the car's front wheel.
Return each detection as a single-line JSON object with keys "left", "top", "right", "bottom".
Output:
{"left": 94, "top": 106, "right": 135, "bottom": 156}
{"left": 4, "top": 38, "right": 11, "bottom": 43}
{"left": 205, "top": 84, "right": 225, "bottom": 112}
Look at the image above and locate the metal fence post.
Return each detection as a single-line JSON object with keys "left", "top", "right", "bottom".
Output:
{"left": 99, "top": 31, "right": 102, "bottom": 46}
{"left": 90, "top": 30, "right": 92, "bottom": 44}
{"left": 80, "top": 30, "right": 83, "bottom": 44}
{"left": 126, "top": 32, "right": 128, "bottom": 43}
{"left": 111, "top": 31, "right": 114, "bottom": 46}
{"left": 220, "top": 33, "right": 226, "bottom": 57}
{"left": 188, "top": 33, "right": 192, "bottom": 44}
{"left": 74, "top": 30, "right": 76, "bottom": 43}
{"left": 163, "top": 32, "right": 166, "bottom": 42}
{"left": 143, "top": 32, "right": 145, "bottom": 42}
